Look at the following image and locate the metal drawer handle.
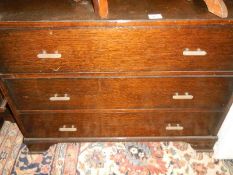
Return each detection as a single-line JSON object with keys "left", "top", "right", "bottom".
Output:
{"left": 49, "top": 94, "right": 70, "bottom": 101}
{"left": 0, "top": 99, "right": 7, "bottom": 112}
{"left": 183, "top": 48, "right": 207, "bottom": 56}
{"left": 59, "top": 125, "right": 77, "bottom": 132}
{"left": 166, "top": 123, "right": 184, "bottom": 131}
{"left": 37, "top": 50, "right": 62, "bottom": 59}
{"left": 173, "top": 92, "right": 194, "bottom": 100}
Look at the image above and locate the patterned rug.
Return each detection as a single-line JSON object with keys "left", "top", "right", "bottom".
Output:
{"left": 0, "top": 121, "right": 232, "bottom": 175}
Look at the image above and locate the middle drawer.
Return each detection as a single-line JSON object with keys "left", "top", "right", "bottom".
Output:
{"left": 5, "top": 77, "right": 233, "bottom": 111}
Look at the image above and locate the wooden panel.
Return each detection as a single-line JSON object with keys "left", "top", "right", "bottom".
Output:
{"left": 5, "top": 77, "right": 233, "bottom": 110}
{"left": 0, "top": 27, "right": 233, "bottom": 73}
{"left": 0, "top": 0, "right": 233, "bottom": 21}
{"left": 93, "top": 0, "right": 108, "bottom": 18}
{"left": 20, "top": 111, "right": 222, "bottom": 138}
{"left": 24, "top": 138, "right": 217, "bottom": 153}
{"left": 0, "top": 108, "right": 15, "bottom": 122}
{"left": 0, "top": 90, "right": 7, "bottom": 113}
{"left": 0, "top": 92, "right": 3, "bottom": 104}
{"left": 204, "top": 0, "right": 228, "bottom": 18}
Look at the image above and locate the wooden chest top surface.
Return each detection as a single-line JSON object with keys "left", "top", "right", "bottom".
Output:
{"left": 0, "top": 0, "right": 233, "bottom": 26}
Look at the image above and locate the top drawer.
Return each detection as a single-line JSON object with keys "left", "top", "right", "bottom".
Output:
{"left": 0, "top": 26, "right": 233, "bottom": 73}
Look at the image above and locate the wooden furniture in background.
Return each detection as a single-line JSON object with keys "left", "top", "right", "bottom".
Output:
{"left": 204, "top": 0, "right": 228, "bottom": 18}
{"left": 91, "top": 0, "right": 228, "bottom": 18}
{"left": 93, "top": 0, "right": 108, "bottom": 18}
{"left": 0, "top": 0, "right": 232, "bottom": 152}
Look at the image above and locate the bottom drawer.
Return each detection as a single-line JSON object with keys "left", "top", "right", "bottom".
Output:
{"left": 20, "top": 111, "right": 222, "bottom": 138}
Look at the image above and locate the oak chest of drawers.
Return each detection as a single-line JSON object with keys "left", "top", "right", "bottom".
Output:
{"left": 0, "top": 0, "right": 233, "bottom": 152}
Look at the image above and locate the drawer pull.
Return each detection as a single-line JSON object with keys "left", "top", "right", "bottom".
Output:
{"left": 49, "top": 94, "right": 70, "bottom": 101}
{"left": 173, "top": 92, "right": 194, "bottom": 100}
{"left": 183, "top": 48, "right": 207, "bottom": 56}
{"left": 166, "top": 124, "right": 184, "bottom": 131}
{"left": 0, "top": 99, "right": 7, "bottom": 112}
{"left": 37, "top": 50, "right": 61, "bottom": 59}
{"left": 59, "top": 125, "right": 77, "bottom": 132}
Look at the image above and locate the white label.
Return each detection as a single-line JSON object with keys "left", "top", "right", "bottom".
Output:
{"left": 148, "top": 14, "right": 163, "bottom": 19}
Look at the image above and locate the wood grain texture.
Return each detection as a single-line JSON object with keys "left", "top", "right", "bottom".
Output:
{"left": 204, "top": 0, "right": 228, "bottom": 18}
{"left": 0, "top": 27, "right": 233, "bottom": 73}
{"left": 0, "top": 91, "right": 6, "bottom": 113}
{"left": 0, "top": 0, "right": 233, "bottom": 21}
{"left": 215, "top": 93, "right": 233, "bottom": 134}
{"left": 0, "top": 80, "right": 26, "bottom": 134}
{"left": 93, "top": 0, "right": 108, "bottom": 18}
{"left": 0, "top": 0, "right": 233, "bottom": 153}
{"left": 25, "top": 137, "right": 217, "bottom": 153}
{"left": 20, "top": 111, "right": 222, "bottom": 138}
{"left": 1, "top": 21, "right": 233, "bottom": 29}
{"left": 3, "top": 71, "right": 233, "bottom": 79}
{"left": 0, "top": 108, "right": 15, "bottom": 122}
{"left": 5, "top": 77, "right": 233, "bottom": 111}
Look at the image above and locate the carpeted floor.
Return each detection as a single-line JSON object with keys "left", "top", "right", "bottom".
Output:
{"left": 0, "top": 121, "right": 232, "bottom": 175}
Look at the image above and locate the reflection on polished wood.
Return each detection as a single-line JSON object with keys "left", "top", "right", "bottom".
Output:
{"left": 0, "top": 0, "right": 232, "bottom": 153}
{"left": 204, "top": 0, "right": 228, "bottom": 18}
{"left": 93, "top": 0, "right": 108, "bottom": 18}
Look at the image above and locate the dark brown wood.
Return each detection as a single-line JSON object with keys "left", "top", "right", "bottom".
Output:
{"left": 0, "top": 0, "right": 233, "bottom": 153}
{"left": 214, "top": 93, "right": 233, "bottom": 135}
{"left": 0, "top": 108, "right": 15, "bottom": 123}
{"left": 1, "top": 20, "right": 233, "bottom": 29}
{"left": 0, "top": 89, "right": 15, "bottom": 127}
{"left": 2, "top": 71, "right": 233, "bottom": 80}
{"left": 188, "top": 139, "right": 217, "bottom": 152}
{"left": 0, "top": 0, "right": 233, "bottom": 21}
{"left": 18, "top": 108, "right": 224, "bottom": 115}
{"left": 20, "top": 111, "right": 222, "bottom": 138}
{"left": 0, "top": 91, "right": 7, "bottom": 113}
{"left": 24, "top": 136, "right": 218, "bottom": 153}
{"left": 26, "top": 142, "right": 54, "bottom": 153}
{"left": 5, "top": 77, "right": 233, "bottom": 111}
{"left": 0, "top": 89, "right": 4, "bottom": 128}
{"left": 1, "top": 27, "right": 233, "bottom": 73}
{"left": 0, "top": 80, "right": 26, "bottom": 134}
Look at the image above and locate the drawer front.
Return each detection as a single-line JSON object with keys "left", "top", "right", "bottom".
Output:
{"left": 20, "top": 111, "right": 221, "bottom": 138}
{"left": 0, "top": 27, "right": 233, "bottom": 73}
{"left": 5, "top": 77, "right": 233, "bottom": 110}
